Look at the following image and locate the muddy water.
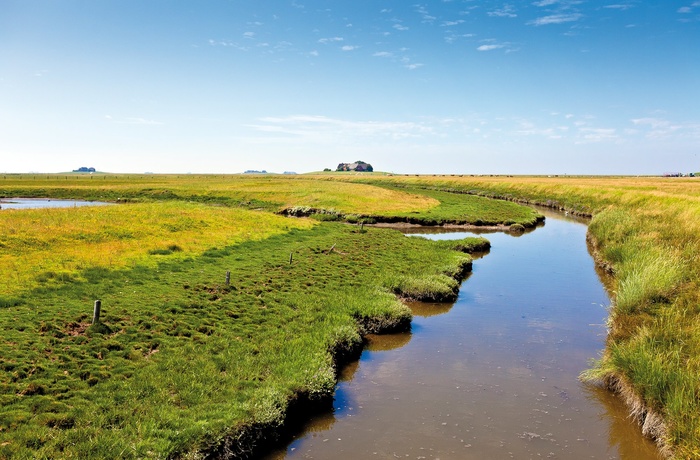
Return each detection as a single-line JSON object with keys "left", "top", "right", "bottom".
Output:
{"left": 264, "top": 211, "right": 663, "bottom": 460}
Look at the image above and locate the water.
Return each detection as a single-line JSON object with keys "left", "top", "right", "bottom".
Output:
{"left": 0, "top": 198, "right": 113, "bottom": 210}
{"left": 264, "top": 211, "right": 663, "bottom": 459}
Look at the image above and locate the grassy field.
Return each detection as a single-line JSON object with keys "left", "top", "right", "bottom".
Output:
{"left": 5, "top": 172, "right": 697, "bottom": 457}
{"left": 0, "top": 174, "right": 438, "bottom": 215}
{"left": 346, "top": 174, "right": 700, "bottom": 458}
{"left": 0, "top": 175, "right": 526, "bottom": 459}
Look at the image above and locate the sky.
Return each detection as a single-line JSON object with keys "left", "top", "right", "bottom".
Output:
{"left": 1, "top": 1, "right": 699, "bottom": 175}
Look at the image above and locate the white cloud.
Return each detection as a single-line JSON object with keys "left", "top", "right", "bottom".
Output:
{"left": 318, "top": 37, "right": 343, "bottom": 44}
{"left": 528, "top": 13, "right": 583, "bottom": 26}
{"left": 532, "top": 0, "right": 583, "bottom": 6}
{"left": 442, "top": 19, "right": 465, "bottom": 26}
{"left": 373, "top": 51, "right": 393, "bottom": 57}
{"left": 444, "top": 33, "right": 475, "bottom": 44}
{"left": 208, "top": 39, "right": 248, "bottom": 51}
{"left": 604, "top": 4, "right": 634, "bottom": 10}
{"left": 477, "top": 44, "right": 506, "bottom": 51}
{"left": 393, "top": 24, "right": 410, "bottom": 31}
{"left": 341, "top": 45, "right": 358, "bottom": 51}
{"left": 631, "top": 117, "right": 684, "bottom": 138}
{"left": 488, "top": 5, "right": 517, "bottom": 18}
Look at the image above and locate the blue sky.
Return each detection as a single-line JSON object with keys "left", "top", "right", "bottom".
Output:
{"left": 2, "top": 1, "right": 699, "bottom": 174}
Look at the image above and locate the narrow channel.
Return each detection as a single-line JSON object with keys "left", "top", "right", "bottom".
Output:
{"left": 264, "top": 210, "right": 663, "bottom": 459}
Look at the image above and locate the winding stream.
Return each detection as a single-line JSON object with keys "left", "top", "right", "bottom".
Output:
{"left": 264, "top": 210, "right": 662, "bottom": 459}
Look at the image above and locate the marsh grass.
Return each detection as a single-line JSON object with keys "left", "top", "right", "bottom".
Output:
{"left": 0, "top": 202, "right": 315, "bottom": 297}
{"left": 0, "top": 174, "right": 438, "bottom": 215}
{"left": 341, "top": 179, "right": 544, "bottom": 226}
{"left": 0, "top": 195, "right": 488, "bottom": 459}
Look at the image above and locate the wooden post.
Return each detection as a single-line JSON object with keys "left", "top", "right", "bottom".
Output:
{"left": 289, "top": 252, "right": 293, "bottom": 264}
{"left": 225, "top": 271, "right": 231, "bottom": 285}
{"left": 360, "top": 222, "right": 364, "bottom": 232}
{"left": 92, "top": 300, "right": 102, "bottom": 324}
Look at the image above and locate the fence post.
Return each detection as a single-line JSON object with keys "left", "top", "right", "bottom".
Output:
{"left": 92, "top": 300, "right": 102, "bottom": 324}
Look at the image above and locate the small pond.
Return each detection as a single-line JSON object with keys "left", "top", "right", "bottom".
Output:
{"left": 0, "top": 198, "right": 113, "bottom": 210}
{"left": 263, "top": 209, "right": 663, "bottom": 459}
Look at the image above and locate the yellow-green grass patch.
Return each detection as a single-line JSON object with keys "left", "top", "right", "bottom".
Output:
{"left": 0, "top": 202, "right": 314, "bottom": 297}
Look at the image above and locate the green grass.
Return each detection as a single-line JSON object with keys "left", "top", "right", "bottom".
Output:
{"left": 12, "top": 172, "right": 698, "bottom": 457}
{"left": 0, "top": 176, "right": 515, "bottom": 459}
{"left": 335, "top": 180, "right": 544, "bottom": 227}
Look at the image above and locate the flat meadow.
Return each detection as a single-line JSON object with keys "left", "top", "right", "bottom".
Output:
{"left": 3, "top": 172, "right": 699, "bottom": 458}
{"left": 0, "top": 174, "right": 537, "bottom": 459}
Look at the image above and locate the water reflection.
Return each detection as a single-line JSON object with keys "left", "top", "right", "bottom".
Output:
{"left": 263, "top": 210, "right": 662, "bottom": 460}
{"left": 0, "top": 198, "right": 113, "bottom": 210}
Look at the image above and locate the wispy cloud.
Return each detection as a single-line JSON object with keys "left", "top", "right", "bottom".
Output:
{"left": 444, "top": 32, "right": 476, "bottom": 44}
{"left": 604, "top": 4, "right": 635, "bottom": 11}
{"left": 532, "top": 0, "right": 584, "bottom": 7}
{"left": 393, "top": 23, "right": 410, "bottom": 31}
{"left": 477, "top": 44, "right": 506, "bottom": 51}
{"left": 415, "top": 5, "right": 436, "bottom": 23}
{"left": 246, "top": 115, "right": 435, "bottom": 142}
{"left": 318, "top": 37, "right": 343, "bottom": 44}
{"left": 678, "top": 2, "right": 700, "bottom": 13}
{"left": 488, "top": 5, "right": 517, "bottom": 18}
{"left": 476, "top": 39, "right": 515, "bottom": 52}
{"left": 341, "top": 45, "right": 358, "bottom": 51}
{"left": 528, "top": 13, "right": 583, "bottom": 26}
{"left": 631, "top": 117, "right": 686, "bottom": 138}
{"left": 208, "top": 39, "right": 248, "bottom": 51}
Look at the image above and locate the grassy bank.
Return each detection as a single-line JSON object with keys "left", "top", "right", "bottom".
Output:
{"left": 0, "top": 174, "right": 437, "bottom": 215}
{"left": 0, "top": 176, "right": 504, "bottom": 459}
{"left": 345, "top": 174, "right": 700, "bottom": 458}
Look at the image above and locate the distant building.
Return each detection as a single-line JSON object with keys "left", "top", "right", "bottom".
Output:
{"left": 244, "top": 170, "right": 268, "bottom": 174}
{"left": 73, "top": 167, "right": 96, "bottom": 173}
{"left": 336, "top": 161, "right": 373, "bottom": 172}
